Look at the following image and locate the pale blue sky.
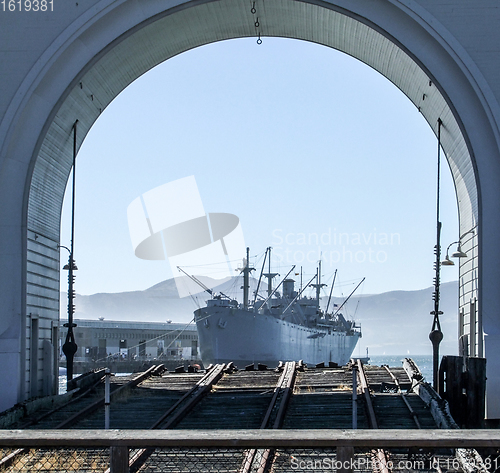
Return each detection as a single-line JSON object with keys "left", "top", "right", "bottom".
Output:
{"left": 60, "top": 37, "right": 459, "bottom": 299}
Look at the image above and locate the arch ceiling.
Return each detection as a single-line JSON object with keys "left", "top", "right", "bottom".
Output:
{"left": 28, "top": 0, "right": 477, "bottom": 248}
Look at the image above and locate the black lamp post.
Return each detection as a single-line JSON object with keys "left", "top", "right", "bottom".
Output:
{"left": 61, "top": 120, "right": 79, "bottom": 384}
{"left": 60, "top": 245, "right": 77, "bottom": 382}
{"left": 430, "top": 118, "right": 444, "bottom": 392}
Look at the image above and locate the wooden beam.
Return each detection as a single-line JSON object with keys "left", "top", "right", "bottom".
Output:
{"left": 337, "top": 446, "right": 354, "bottom": 473}
{"left": 1, "top": 429, "right": 500, "bottom": 449}
{"left": 110, "top": 446, "right": 129, "bottom": 473}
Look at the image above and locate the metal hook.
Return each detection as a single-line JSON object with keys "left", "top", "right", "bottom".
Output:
{"left": 251, "top": 2, "right": 256, "bottom": 14}
{"left": 257, "top": 34, "right": 262, "bottom": 45}
{"left": 255, "top": 17, "right": 260, "bottom": 28}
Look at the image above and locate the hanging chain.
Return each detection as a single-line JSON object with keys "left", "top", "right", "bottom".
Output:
{"left": 251, "top": 1, "right": 263, "bottom": 45}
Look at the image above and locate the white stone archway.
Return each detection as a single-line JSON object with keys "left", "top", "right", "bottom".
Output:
{"left": 1, "top": 0, "right": 500, "bottom": 417}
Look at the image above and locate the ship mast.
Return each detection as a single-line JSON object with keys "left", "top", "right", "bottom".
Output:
{"left": 325, "top": 269, "right": 338, "bottom": 314}
{"left": 311, "top": 260, "right": 326, "bottom": 307}
{"left": 241, "top": 247, "right": 255, "bottom": 309}
{"left": 253, "top": 247, "right": 268, "bottom": 305}
{"left": 262, "top": 247, "right": 278, "bottom": 298}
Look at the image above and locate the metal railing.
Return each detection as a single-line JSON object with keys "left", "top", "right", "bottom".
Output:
{"left": 1, "top": 429, "right": 500, "bottom": 472}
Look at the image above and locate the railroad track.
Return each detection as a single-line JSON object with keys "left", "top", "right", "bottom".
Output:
{"left": 356, "top": 360, "right": 462, "bottom": 472}
{"left": 0, "top": 364, "right": 189, "bottom": 471}
{"left": 240, "top": 361, "right": 298, "bottom": 473}
{"left": 357, "top": 359, "right": 392, "bottom": 473}
{"left": 57, "top": 365, "right": 168, "bottom": 430}
{"left": 2, "top": 359, "right": 490, "bottom": 473}
{"left": 129, "top": 362, "right": 298, "bottom": 473}
{"left": 356, "top": 360, "right": 489, "bottom": 473}
{"left": 127, "top": 364, "right": 227, "bottom": 472}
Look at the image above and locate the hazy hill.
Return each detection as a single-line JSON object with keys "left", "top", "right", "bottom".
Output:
{"left": 344, "top": 282, "right": 458, "bottom": 356}
{"left": 62, "top": 277, "right": 459, "bottom": 356}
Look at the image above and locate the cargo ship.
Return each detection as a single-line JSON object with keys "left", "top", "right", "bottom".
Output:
{"left": 192, "top": 247, "right": 362, "bottom": 368}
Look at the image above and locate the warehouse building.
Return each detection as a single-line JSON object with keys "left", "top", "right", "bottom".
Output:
{"left": 59, "top": 319, "right": 199, "bottom": 368}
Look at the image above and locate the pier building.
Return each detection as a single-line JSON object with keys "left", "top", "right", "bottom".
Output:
{"left": 57, "top": 319, "right": 200, "bottom": 374}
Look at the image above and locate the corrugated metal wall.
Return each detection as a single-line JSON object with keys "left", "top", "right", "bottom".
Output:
{"left": 459, "top": 229, "right": 480, "bottom": 356}
{"left": 25, "top": 232, "right": 60, "bottom": 397}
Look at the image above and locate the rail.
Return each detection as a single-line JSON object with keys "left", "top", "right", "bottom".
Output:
{"left": 241, "top": 361, "right": 297, "bottom": 473}
{"left": 55, "top": 364, "right": 164, "bottom": 429}
{"left": 383, "top": 364, "right": 421, "bottom": 429}
{"left": 0, "top": 365, "right": 166, "bottom": 470}
{"left": 125, "top": 363, "right": 226, "bottom": 472}
{"left": 357, "top": 360, "right": 391, "bottom": 473}
{"left": 1, "top": 430, "right": 500, "bottom": 473}
{"left": 151, "top": 363, "right": 225, "bottom": 430}
{"left": 18, "top": 369, "right": 107, "bottom": 429}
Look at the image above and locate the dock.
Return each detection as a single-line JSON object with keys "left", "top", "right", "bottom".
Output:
{"left": 0, "top": 359, "right": 495, "bottom": 472}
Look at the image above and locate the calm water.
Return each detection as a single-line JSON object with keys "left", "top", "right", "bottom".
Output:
{"left": 59, "top": 355, "right": 432, "bottom": 394}
{"left": 59, "top": 373, "right": 67, "bottom": 394}
{"left": 58, "top": 371, "right": 131, "bottom": 394}
{"left": 367, "top": 354, "right": 433, "bottom": 383}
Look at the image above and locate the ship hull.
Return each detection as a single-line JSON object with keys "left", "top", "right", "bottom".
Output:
{"left": 195, "top": 306, "right": 360, "bottom": 367}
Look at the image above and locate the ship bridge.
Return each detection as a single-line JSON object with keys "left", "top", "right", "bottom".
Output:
{"left": 1, "top": 0, "right": 500, "bottom": 419}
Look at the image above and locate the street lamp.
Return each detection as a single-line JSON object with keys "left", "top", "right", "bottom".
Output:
{"left": 441, "top": 232, "right": 474, "bottom": 266}
{"left": 441, "top": 241, "right": 461, "bottom": 266}
{"left": 429, "top": 118, "right": 444, "bottom": 392}
{"left": 61, "top": 120, "right": 79, "bottom": 385}
{"left": 452, "top": 244, "right": 468, "bottom": 259}
{"left": 429, "top": 118, "right": 473, "bottom": 391}
{"left": 59, "top": 245, "right": 78, "bottom": 382}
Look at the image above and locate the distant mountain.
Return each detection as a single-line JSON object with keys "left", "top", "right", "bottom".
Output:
{"left": 62, "top": 276, "right": 261, "bottom": 323}
{"left": 62, "top": 277, "right": 459, "bottom": 356}
{"left": 344, "top": 282, "right": 458, "bottom": 356}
